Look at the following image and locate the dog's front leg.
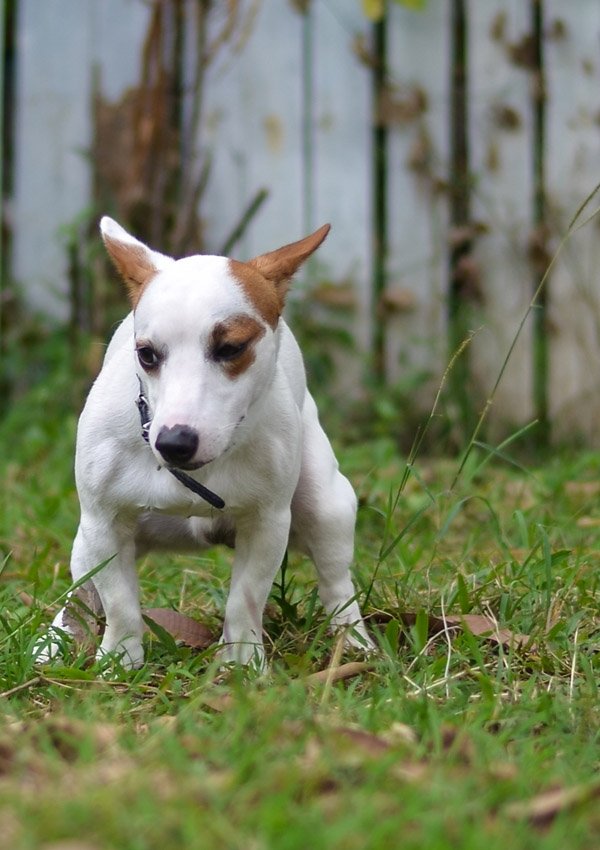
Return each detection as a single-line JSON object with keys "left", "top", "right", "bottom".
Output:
{"left": 71, "top": 512, "right": 144, "bottom": 669}
{"left": 219, "top": 507, "right": 291, "bottom": 669}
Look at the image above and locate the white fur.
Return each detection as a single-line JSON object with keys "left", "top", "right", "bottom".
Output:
{"left": 36, "top": 219, "right": 373, "bottom": 669}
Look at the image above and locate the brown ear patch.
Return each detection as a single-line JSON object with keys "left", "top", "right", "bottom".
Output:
{"left": 103, "top": 236, "right": 159, "bottom": 307}
{"left": 228, "top": 260, "right": 280, "bottom": 329}
{"left": 210, "top": 314, "right": 266, "bottom": 379}
{"left": 228, "top": 225, "right": 331, "bottom": 323}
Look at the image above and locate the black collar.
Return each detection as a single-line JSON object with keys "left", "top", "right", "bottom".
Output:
{"left": 136, "top": 388, "right": 225, "bottom": 510}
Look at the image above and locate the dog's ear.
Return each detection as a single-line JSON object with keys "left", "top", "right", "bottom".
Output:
{"left": 247, "top": 224, "right": 330, "bottom": 308}
{"left": 100, "top": 217, "right": 174, "bottom": 307}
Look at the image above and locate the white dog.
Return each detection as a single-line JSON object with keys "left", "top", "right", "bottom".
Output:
{"left": 39, "top": 218, "right": 373, "bottom": 669}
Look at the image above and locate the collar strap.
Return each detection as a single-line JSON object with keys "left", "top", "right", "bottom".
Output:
{"left": 136, "top": 391, "right": 225, "bottom": 510}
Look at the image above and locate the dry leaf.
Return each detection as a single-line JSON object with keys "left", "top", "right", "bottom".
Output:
{"left": 576, "top": 517, "right": 600, "bottom": 528}
{"left": 41, "top": 718, "right": 120, "bottom": 763}
{"left": 372, "top": 611, "right": 531, "bottom": 651}
{"left": 381, "top": 722, "right": 418, "bottom": 747}
{"left": 505, "top": 780, "right": 600, "bottom": 826}
{"left": 438, "top": 724, "right": 475, "bottom": 764}
{"left": 377, "top": 84, "right": 427, "bottom": 127}
{"left": 62, "top": 583, "right": 105, "bottom": 654}
{"left": 143, "top": 609, "right": 215, "bottom": 649}
{"left": 0, "top": 739, "right": 15, "bottom": 775}
{"left": 41, "top": 843, "right": 104, "bottom": 850}
{"left": 198, "top": 691, "right": 234, "bottom": 713}
{"left": 309, "top": 724, "right": 426, "bottom": 783}
{"left": 442, "top": 614, "right": 530, "bottom": 650}
{"left": 329, "top": 727, "right": 391, "bottom": 760}
{"left": 565, "top": 481, "right": 600, "bottom": 498}
{"left": 379, "top": 288, "right": 417, "bottom": 314}
{"left": 312, "top": 282, "right": 357, "bottom": 309}
{"left": 63, "top": 592, "right": 216, "bottom": 653}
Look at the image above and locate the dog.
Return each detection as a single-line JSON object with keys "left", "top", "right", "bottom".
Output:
{"left": 37, "top": 217, "right": 373, "bottom": 669}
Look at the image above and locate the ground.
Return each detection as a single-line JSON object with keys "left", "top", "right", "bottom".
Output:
{"left": 1, "top": 361, "right": 599, "bottom": 850}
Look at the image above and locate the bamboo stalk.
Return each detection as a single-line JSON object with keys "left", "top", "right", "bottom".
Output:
{"left": 531, "top": 0, "right": 549, "bottom": 442}
{"left": 371, "top": 6, "right": 388, "bottom": 384}
{"left": 447, "top": 0, "right": 474, "bottom": 436}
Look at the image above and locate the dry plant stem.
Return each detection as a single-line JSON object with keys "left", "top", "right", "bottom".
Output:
{"left": 319, "top": 632, "right": 347, "bottom": 708}
{"left": 440, "top": 595, "right": 453, "bottom": 700}
{"left": 450, "top": 185, "right": 600, "bottom": 491}
{"left": 365, "top": 329, "right": 477, "bottom": 602}
{"left": 0, "top": 677, "right": 41, "bottom": 699}
{"left": 569, "top": 625, "right": 579, "bottom": 705}
{"left": 305, "top": 662, "right": 372, "bottom": 687}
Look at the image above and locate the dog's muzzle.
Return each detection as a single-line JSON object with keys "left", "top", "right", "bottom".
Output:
{"left": 136, "top": 389, "right": 225, "bottom": 510}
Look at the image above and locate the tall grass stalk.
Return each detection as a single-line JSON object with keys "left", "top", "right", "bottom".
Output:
{"left": 450, "top": 182, "right": 600, "bottom": 490}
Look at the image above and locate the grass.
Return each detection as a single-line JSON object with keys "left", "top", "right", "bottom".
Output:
{"left": 1, "top": 352, "right": 600, "bottom": 850}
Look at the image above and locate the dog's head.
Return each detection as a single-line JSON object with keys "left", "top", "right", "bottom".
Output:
{"left": 100, "top": 217, "right": 329, "bottom": 470}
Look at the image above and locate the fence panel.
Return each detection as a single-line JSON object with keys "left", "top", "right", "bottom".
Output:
{"left": 8, "top": 0, "right": 600, "bottom": 441}
{"left": 469, "top": 0, "right": 535, "bottom": 431}
{"left": 545, "top": 0, "right": 600, "bottom": 442}
{"left": 384, "top": 1, "right": 450, "bottom": 396}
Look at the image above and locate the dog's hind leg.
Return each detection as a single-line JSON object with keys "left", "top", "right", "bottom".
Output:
{"left": 291, "top": 394, "right": 374, "bottom": 651}
{"left": 135, "top": 513, "right": 201, "bottom": 556}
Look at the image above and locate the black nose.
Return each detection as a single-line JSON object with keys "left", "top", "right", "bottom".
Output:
{"left": 155, "top": 425, "right": 199, "bottom": 466}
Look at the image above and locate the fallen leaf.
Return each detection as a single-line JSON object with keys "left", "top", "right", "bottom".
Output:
{"left": 328, "top": 726, "right": 391, "bottom": 759}
{"left": 443, "top": 613, "right": 530, "bottom": 650}
{"left": 437, "top": 724, "right": 475, "bottom": 764}
{"left": 63, "top": 592, "right": 216, "bottom": 653}
{"left": 18, "top": 591, "right": 34, "bottom": 607}
{"left": 303, "top": 723, "right": 426, "bottom": 784}
{"left": 505, "top": 780, "right": 600, "bottom": 826}
{"left": 371, "top": 611, "right": 531, "bottom": 651}
{"left": 41, "top": 717, "right": 121, "bottom": 763}
{"left": 198, "top": 691, "right": 234, "bottom": 713}
{"left": 381, "top": 722, "right": 418, "bottom": 747}
{"left": 143, "top": 609, "right": 215, "bottom": 649}
{"left": 565, "top": 481, "right": 600, "bottom": 498}
{"left": 62, "top": 584, "right": 105, "bottom": 653}
{"left": 379, "top": 288, "right": 417, "bottom": 314}
{"left": 0, "top": 739, "right": 15, "bottom": 775}
{"left": 576, "top": 517, "right": 600, "bottom": 528}
{"left": 312, "top": 282, "right": 356, "bottom": 309}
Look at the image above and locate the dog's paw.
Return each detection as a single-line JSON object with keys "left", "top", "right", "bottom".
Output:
{"left": 96, "top": 636, "right": 145, "bottom": 671}
{"left": 340, "top": 623, "right": 377, "bottom": 655}
{"left": 32, "top": 607, "right": 74, "bottom": 665}
{"left": 217, "top": 635, "right": 266, "bottom": 672}
{"left": 32, "top": 629, "right": 71, "bottom": 665}
{"left": 334, "top": 621, "right": 377, "bottom": 656}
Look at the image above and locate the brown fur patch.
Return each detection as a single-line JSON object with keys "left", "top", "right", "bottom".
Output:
{"left": 210, "top": 314, "right": 266, "bottom": 379}
{"left": 228, "top": 224, "right": 330, "bottom": 325}
{"left": 228, "top": 260, "right": 280, "bottom": 329}
{"left": 103, "top": 237, "right": 158, "bottom": 307}
{"left": 205, "top": 517, "right": 236, "bottom": 549}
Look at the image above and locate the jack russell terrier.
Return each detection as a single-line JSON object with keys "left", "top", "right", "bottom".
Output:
{"left": 38, "top": 218, "right": 373, "bottom": 669}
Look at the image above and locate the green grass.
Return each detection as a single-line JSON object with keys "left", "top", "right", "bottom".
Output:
{"left": 1, "top": 361, "right": 600, "bottom": 850}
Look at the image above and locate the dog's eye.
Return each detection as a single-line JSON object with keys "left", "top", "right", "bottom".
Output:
{"left": 214, "top": 341, "right": 247, "bottom": 362}
{"left": 137, "top": 346, "right": 160, "bottom": 370}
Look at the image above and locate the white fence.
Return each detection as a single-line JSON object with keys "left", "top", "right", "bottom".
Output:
{"left": 10, "top": 0, "right": 600, "bottom": 440}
